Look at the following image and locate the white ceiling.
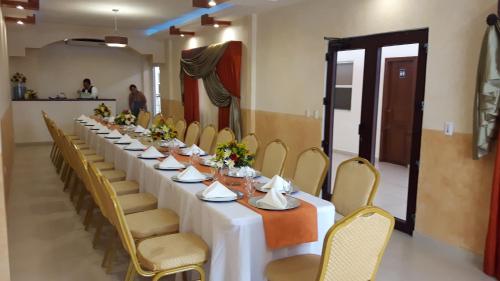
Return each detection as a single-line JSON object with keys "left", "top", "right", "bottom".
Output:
{"left": 3, "top": 0, "right": 303, "bottom": 35}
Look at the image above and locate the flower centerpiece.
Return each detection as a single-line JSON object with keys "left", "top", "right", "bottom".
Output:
{"left": 214, "top": 141, "right": 254, "bottom": 169}
{"left": 114, "top": 110, "right": 136, "bottom": 125}
{"left": 93, "top": 103, "right": 111, "bottom": 118}
{"left": 24, "top": 89, "right": 38, "bottom": 100}
{"left": 11, "top": 72, "right": 27, "bottom": 100}
{"left": 150, "top": 123, "right": 177, "bottom": 141}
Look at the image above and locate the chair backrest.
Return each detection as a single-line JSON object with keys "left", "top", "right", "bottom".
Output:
{"left": 331, "top": 157, "right": 380, "bottom": 216}
{"left": 317, "top": 206, "right": 394, "bottom": 281}
{"left": 151, "top": 113, "right": 164, "bottom": 126}
{"left": 184, "top": 121, "right": 201, "bottom": 147}
{"left": 261, "top": 139, "right": 289, "bottom": 178}
{"left": 213, "top": 127, "right": 235, "bottom": 153}
{"left": 175, "top": 119, "right": 187, "bottom": 142}
{"left": 165, "top": 116, "right": 175, "bottom": 126}
{"left": 241, "top": 133, "right": 260, "bottom": 156}
{"left": 199, "top": 125, "right": 216, "bottom": 153}
{"left": 88, "top": 162, "right": 112, "bottom": 222}
{"left": 292, "top": 147, "right": 330, "bottom": 197}
{"left": 137, "top": 110, "right": 151, "bottom": 128}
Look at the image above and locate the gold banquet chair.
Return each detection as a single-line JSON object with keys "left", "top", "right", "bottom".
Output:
{"left": 165, "top": 116, "right": 175, "bottom": 126}
{"left": 292, "top": 147, "right": 329, "bottom": 197}
{"left": 213, "top": 127, "right": 236, "bottom": 153}
{"left": 137, "top": 110, "right": 151, "bottom": 128}
{"left": 98, "top": 173, "right": 209, "bottom": 281}
{"left": 199, "top": 125, "right": 216, "bottom": 153}
{"left": 265, "top": 206, "right": 395, "bottom": 281}
{"left": 152, "top": 113, "right": 164, "bottom": 126}
{"left": 241, "top": 133, "right": 260, "bottom": 156}
{"left": 261, "top": 139, "right": 289, "bottom": 178}
{"left": 331, "top": 157, "right": 380, "bottom": 220}
{"left": 175, "top": 119, "right": 187, "bottom": 142}
{"left": 184, "top": 121, "right": 201, "bottom": 147}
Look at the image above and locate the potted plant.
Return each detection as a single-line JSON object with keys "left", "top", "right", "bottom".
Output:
{"left": 11, "top": 72, "right": 27, "bottom": 100}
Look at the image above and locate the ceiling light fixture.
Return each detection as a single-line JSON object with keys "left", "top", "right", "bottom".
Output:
{"left": 4, "top": 15, "right": 36, "bottom": 25}
{"left": 105, "top": 9, "right": 128, "bottom": 48}
{"left": 0, "top": 0, "right": 39, "bottom": 11}
{"left": 169, "top": 26, "right": 195, "bottom": 37}
{"left": 16, "top": 20, "right": 24, "bottom": 25}
{"left": 208, "top": 0, "right": 217, "bottom": 6}
{"left": 16, "top": 5, "right": 24, "bottom": 9}
{"left": 201, "top": 14, "right": 231, "bottom": 28}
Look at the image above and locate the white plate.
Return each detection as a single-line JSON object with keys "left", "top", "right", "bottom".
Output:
{"left": 124, "top": 148, "right": 145, "bottom": 151}
{"left": 196, "top": 189, "right": 244, "bottom": 202}
{"left": 171, "top": 174, "right": 212, "bottom": 183}
{"left": 138, "top": 154, "right": 165, "bottom": 160}
{"left": 97, "top": 132, "right": 110, "bottom": 135}
{"left": 254, "top": 182, "right": 300, "bottom": 194}
{"left": 105, "top": 136, "right": 122, "bottom": 139}
{"left": 248, "top": 195, "right": 301, "bottom": 211}
{"left": 153, "top": 163, "right": 186, "bottom": 171}
{"left": 114, "top": 141, "right": 132, "bottom": 145}
{"left": 178, "top": 151, "right": 208, "bottom": 157}
{"left": 225, "top": 170, "right": 262, "bottom": 179}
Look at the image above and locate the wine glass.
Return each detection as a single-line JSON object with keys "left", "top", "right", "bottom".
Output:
{"left": 190, "top": 150, "right": 200, "bottom": 166}
{"left": 283, "top": 178, "right": 293, "bottom": 197}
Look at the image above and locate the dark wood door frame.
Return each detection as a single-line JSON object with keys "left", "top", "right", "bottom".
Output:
{"left": 322, "top": 28, "right": 429, "bottom": 234}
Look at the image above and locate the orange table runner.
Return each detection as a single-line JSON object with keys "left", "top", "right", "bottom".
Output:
{"left": 174, "top": 154, "right": 318, "bottom": 250}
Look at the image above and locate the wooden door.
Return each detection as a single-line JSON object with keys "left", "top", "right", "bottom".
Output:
{"left": 380, "top": 57, "right": 418, "bottom": 166}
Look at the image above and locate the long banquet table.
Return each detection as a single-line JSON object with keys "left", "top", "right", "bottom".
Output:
{"left": 75, "top": 122, "right": 335, "bottom": 281}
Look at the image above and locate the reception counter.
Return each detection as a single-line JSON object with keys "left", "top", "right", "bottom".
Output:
{"left": 13, "top": 99, "right": 116, "bottom": 143}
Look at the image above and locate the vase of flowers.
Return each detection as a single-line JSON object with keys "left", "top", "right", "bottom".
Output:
{"left": 214, "top": 141, "right": 254, "bottom": 169}
{"left": 115, "top": 110, "right": 136, "bottom": 126}
{"left": 11, "top": 72, "right": 27, "bottom": 100}
{"left": 93, "top": 103, "right": 111, "bottom": 118}
{"left": 150, "top": 123, "right": 177, "bottom": 141}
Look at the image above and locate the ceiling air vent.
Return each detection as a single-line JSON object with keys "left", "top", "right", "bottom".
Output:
{"left": 63, "top": 38, "right": 106, "bottom": 47}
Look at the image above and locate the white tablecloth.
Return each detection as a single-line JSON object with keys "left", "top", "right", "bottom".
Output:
{"left": 75, "top": 123, "right": 335, "bottom": 281}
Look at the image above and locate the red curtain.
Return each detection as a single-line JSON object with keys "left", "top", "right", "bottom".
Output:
{"left": 216, "top": 41, "right": 242, "bottom": 130}
{"left": 181, "top": 41, "right": 242, "bottom": 130}
{"left": 485, "top": 130, "right": 500, "bottom": 279}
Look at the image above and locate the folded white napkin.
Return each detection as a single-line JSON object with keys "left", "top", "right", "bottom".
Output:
{"left": 202, "top": 181, "right": 236, "bottom": 199}
{"left": 201, "top": 155, "right": 216, "bottom": 166}
{"left": 229, "top": 166, "right": 256, "bottom": 177}
{"left": 261, "top": 175, "right": 290, "bottom": 192}
{"left": 134, "top": 125, "right": 146, "bottom": 133}
{"left": 87, "top": 119, "right": 98, "bottom": 126}
{"left": 116, "top": 134, "right": 132, "bottom": 143}
{"left": 159, "top": 155, "right": 185, "bottom": 169}
{"left": 141, "top": 129, "right": 151, "bottom": 136}
{"left": 97, "top": 126, "right": 111, "bottom": 134}
{"left": 106, "top": 130, "right": 122, "bottom": 139}
{"left": 77, "top": 114, "right": 87, "bottom": 121}
{"left": 140, "top": 146, "right": 164, "bottom": 158}
{"left": 124, "top": 139, "right": 146, "bottom": 150}
{"left": 257, "top": 187, "right": 288, "bottom": 209}
{"left": 162, "top": 138, "right": 185, "bottom": 148}
{"left": 177, "top": 166, "right": 206, "bottom": 181}
{"left": 107, "top": 116, "right": 115, "bottom": 123}
{"left": 181, "top": 144, "right": 205, "bottom": 156}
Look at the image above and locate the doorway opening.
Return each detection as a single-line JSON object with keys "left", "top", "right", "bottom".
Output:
{"left": 322, "top": 29, "right": 428, "bottom": 234}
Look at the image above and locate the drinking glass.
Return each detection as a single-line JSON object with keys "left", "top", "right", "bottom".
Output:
{"left": 283, "top": 178, "right": 293, "bottom": 196}
{"left": 245, "top": 175, "right": 255, "bottom": 198}
{"left": 190, "top": 150, "right": 200, "bottom": 166}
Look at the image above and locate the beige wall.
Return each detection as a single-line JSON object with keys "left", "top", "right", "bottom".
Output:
{"left": 0, "top": 8, "right": 12, "bottom": 281}
{"left": 161, "top": 0, "right": 495, "bottom": 255}
{"left": 10, "top": 42, "right": 153, "bottom": 113}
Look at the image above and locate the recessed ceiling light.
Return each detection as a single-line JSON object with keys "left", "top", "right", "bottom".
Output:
{"left": 16, "top": 20, "right": 24, "bottom": 25}
{"left": 208, "top": 0, "right": 217, "bottom": 7}
{"left": 16, "top": 5, "right": 24, "bottom": 10}
{"left": 181, "top": 34, "right": 185, "bottom": 37}
{"left": 214, "top": 23, "right": 220, "bottom": 28}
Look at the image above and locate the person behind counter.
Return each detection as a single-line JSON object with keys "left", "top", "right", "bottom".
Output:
{"left": 128, "top": 84, "right": 147, "bottom": 116}
{"left": 78, "top": 78, "right": 98, "bottom": 99}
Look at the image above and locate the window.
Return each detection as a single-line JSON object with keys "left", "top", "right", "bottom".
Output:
{"left": 152, "top": 66, "right": 161, "bottom": 115}
{"left": 334, "top": 62, "right": 353, "bottom": 110}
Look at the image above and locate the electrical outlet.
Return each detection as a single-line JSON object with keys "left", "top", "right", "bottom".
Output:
{"left": 444, "top": 122, "right": 454, "bottom": 136}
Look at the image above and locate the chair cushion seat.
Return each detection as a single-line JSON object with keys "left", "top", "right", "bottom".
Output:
{"left": 126, "top": 208, "right": 179, "bottom": 239}
{"left": 101, "top": 170, "right": 126, "bottom": 182}
{"left": 266, "top": 254, "right": 321, "bottom": 281}
{"left": 137, "top": 233, "right": 208, "bottom": 271}
{"left": 118, "top": 193, "right": 157, "bottom": 214}
{"left": 80, "top": 149, "right": 97, "bottom": 156}
{"left": 85, "top": 154, "right": 105, "bottom": 163}
{"left": 72, "top": 139, "right": 85, "bottom": 145}
{"left": 111, "top": 180, "right": 140, "bottom": 195}
{"left": 93, "top": 161, "right": 115, "bottom": 171}
{"left": 76, "top": 144, "right": 90, "bottom": 150}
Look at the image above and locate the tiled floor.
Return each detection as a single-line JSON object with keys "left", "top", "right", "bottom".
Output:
{"left": 332, "top": 151, "right": 409, "bottom": 219}
{"left": 7, "top": 145, "right": 495, "bottom": 281}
